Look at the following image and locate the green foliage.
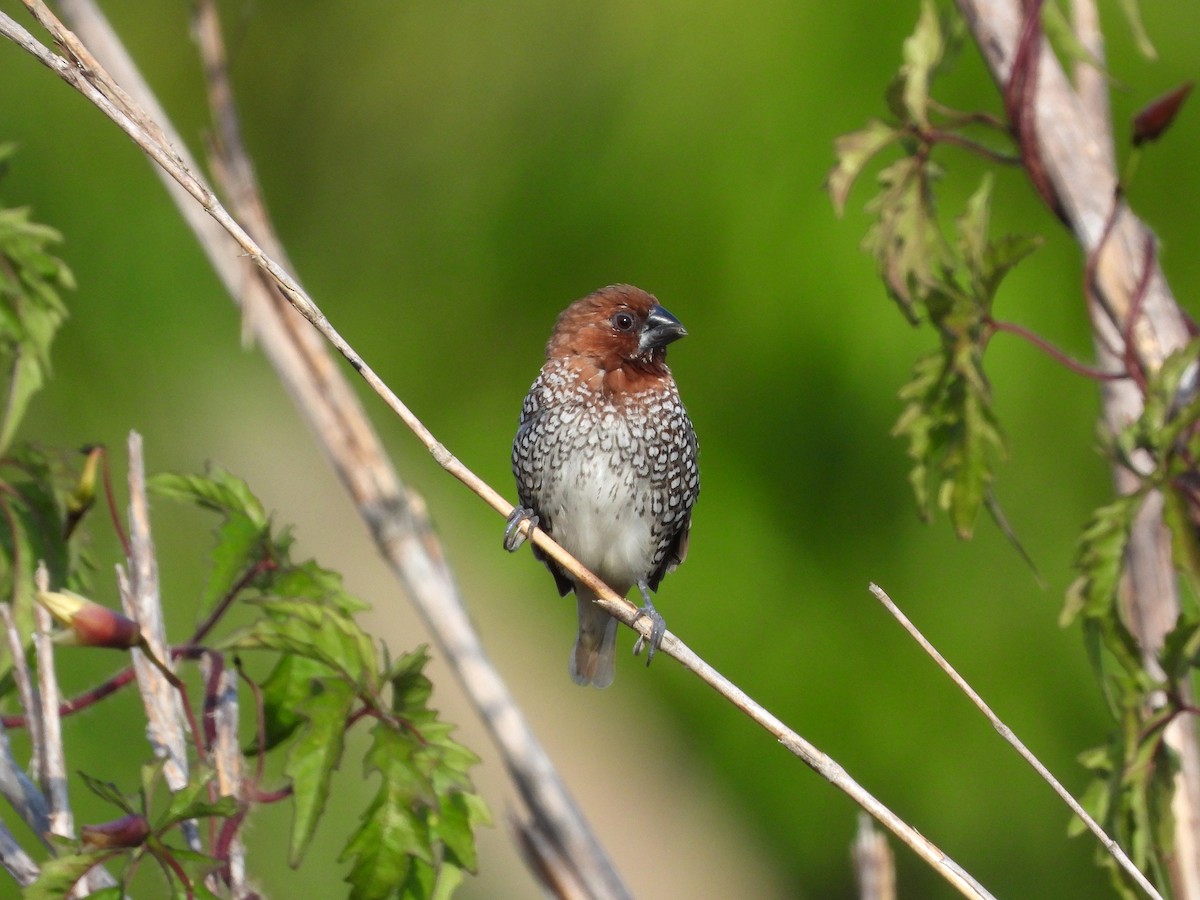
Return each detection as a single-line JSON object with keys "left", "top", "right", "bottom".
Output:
{"left": 829, "top": 0, "right": 1039, "bottom": 540}
{"left": 24, "top": 467, "right": 487, "bottom": 898}
{"left": 0, "top": 153, "right": 88, "bottom": 697}
{"left": 0, "top": 146, "right": 486, "bottom": 900}
{"left": 341, "top": 648, "right": 487, "bottom": 900}
{"left": 1059, "top": 341, "right": 1200, "bottom": 894}
{"left": 0, "top": 144, "right": 72, "bottom": 455}
{"left": 159, "top": 467, "right": 489, "bottom": 897}
{"left": 25, "top": 767, "right": 234, "bottom": 898}
{"left": 835, "top": 2, "right": 1200, "bottom": 895}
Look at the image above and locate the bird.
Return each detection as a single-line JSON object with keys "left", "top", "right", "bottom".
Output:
{"left": 505, "top": 284, "right": 699, "bottom": 687}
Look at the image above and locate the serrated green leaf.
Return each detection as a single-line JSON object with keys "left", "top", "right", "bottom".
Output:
{"left": 1064, "top": 494, "right": 1144, "bottom": 626}
{"left": 435, "top": 792, "right": 478, "bottom": 872}
{"left": 199, "top": 511, "right": 270, "bottom": 619}
{"left": 826, "top": 119, "right": 901, "bottom": 216}
{"left": 894, "top": 341, "right": 1005, "bottom": 538}
{"left": 862, "top": 156, "right": 951, "bottom": 321}
{"left": 0, "top": 191, "right": 72, "bottom": 453}
{"left": 230, "top": 597, "right": 377, "bottom": 690}
{"left": 1163, "top": 487, "right": 1200, "bottom": 595}
{"left": 341, "top": 725, "right": 435, "bottom": 900}
{"left": 1158, "top": 612, "right": 1200, "bottom": 686}
{"left": 270, "top": 559, "right": 370, "bottom": 616}
{"left": 148, "top": 468, "right": 267, "bottom": 527}
{"left": 160, "top": 768, "right": 229, "bottom": 830}
{"left": 0, "top": 447, "right": 73, "bottom": 640}
{"left": 79, "top": 772, "right": 137, "bottom": 816}
{"left": 23, "top": 850, "right": 113, "bottom": 899}
{"left": 286, "top": 677, "right": 356, "bottom": 866}
{"left": 256, "top": 652, "right": 337, "bottom": 753}
{"left": 899, "top": 0, "right": 944, "bottom": 128}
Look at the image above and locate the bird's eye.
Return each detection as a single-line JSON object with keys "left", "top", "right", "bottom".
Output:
{"left": 611, "top": 311, "right": 636, "bottom": 332}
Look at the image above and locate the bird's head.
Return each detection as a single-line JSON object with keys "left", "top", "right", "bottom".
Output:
{"left": 547, "top": 285, "right": 687, "bottom": 376}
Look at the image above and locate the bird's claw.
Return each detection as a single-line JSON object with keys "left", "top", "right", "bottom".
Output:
{"left": 631, "top": 595, "right": 666, "bottom": 666}
{"left": 503, "top": 507, "right": 539, "bottom": 552}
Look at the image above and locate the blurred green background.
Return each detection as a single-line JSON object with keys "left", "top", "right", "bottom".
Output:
{"left": 1, "top": 0, "right": 1198, "bottom": 896}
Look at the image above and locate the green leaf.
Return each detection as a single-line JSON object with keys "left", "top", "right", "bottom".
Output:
{"left": 0, "top": 446, "right": 74, "bottom": 646}
{"left": 1117, "top": 0, "right": 1157, "bottom": 60}
{"left": 893, "top": 341, "right": 1005, "bottom": 538}
{"left": 341, "top": 725, "right": 435, "bottom": 900}
{"left": 270, "top": 559, "right": 370, "bottom": 617}
{"left": 285, "top": 677, "right": 356, "bottom": 866}
{"left": 826, "top": 119, "right": 901, "bottom": 216}
{"left": 149, "top": 468, "right": 268, "bottom": 528}
{"left": 78, "top": 772, "right": 137, "bottom": 816}
{"left": 898, "top": 0, "right": 945, "bottom": 128}
{"left": 1041, "top": 2, "right": 1110, "bottom": 77}
{"left": 162, "top": 785, "right": 240, "bottom": 830}
{"left": 230, "top": 597, "right": 377, "bottom": 691}
{"left": 339, "top": 649, "right": 487, "bottom": 898}
{"left": 434, "top": 792, "right": 480, "bottom": 872}
{"left": 956, "top": 175, "right": 1043, "bottom": 301}
{"left": 862, "top": 156, "right": 951, "bottom": 322}
{"left": 0, "top": 195, "right": 72, "bottom": 453}
{"left": 23, "top": 850, "right": 114, "bottom": 900}
{"left": 1063, "top": 493, "right": 1144, "bottom": 626}
{"left": 256, "top": 652, "right": 338, "bottom": 753}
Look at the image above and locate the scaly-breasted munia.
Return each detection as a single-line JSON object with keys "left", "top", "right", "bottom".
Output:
{"left": 506, "top": 285, "right": 699, "bottom": 687}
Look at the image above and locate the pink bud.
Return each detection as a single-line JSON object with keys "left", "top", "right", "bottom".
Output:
{"left": 37, "top": 590, "right": 141, "bottom": 649}
{"left": 81, "top": 814, "right": 150, "bottom": 849}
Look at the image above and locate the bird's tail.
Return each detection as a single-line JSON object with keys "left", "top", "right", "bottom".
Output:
{"left": 570, "top": 587, "right": 618, "bottom": 688}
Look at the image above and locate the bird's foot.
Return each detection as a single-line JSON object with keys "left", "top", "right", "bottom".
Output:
{"left": 503, "top": 507, "right": 539, "bottom": 552}
{"left": 631, "top": 587, "right": 666, "bottom": 666}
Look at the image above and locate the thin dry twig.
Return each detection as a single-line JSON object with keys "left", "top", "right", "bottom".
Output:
{"left": 201, "top": 654, "right": 247, "bottom": 898}
{"left": 0, "top": 717, "right": 48, "bottom": 844}
{"left": 118, "top": 430, "right": 200, "bottom": 854}
{"left": 0, "top": 817, "right": 38, "bottom": 887}
{"left": 868, "top": 583, "right": 1162, "bottom": 900}
{"left": 0, "top": 603, "right": 47, "bottom": 814}
{"left": 1, "top": 4, "right": 996, "bottom": 896}
{"left": 32, "top": 570, "right": 69, "bottom": 840}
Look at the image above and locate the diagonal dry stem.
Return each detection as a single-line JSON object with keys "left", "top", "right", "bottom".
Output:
{"left": 869, "top": 583, "right": 1162, "bottom": 900}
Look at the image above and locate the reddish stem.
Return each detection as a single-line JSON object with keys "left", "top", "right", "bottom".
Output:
{"left": 1120, "top": 235, "right": 1156, "bottom": 395}
{"left": 190, "top": 556, "right": 275, "bottom": 645}
{"left": 100, "top": 447, "right": 130, "bottom": 559}
{"left": 987, "top": 319, "right": 1128, "bottom": 381}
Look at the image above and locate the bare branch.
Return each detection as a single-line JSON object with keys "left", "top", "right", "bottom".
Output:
{"left": 32, "top": 569, "right": 69, "bottom": 840}
{"left": 201, "top": 654, "right": 248, "bottom": 898}
{"left": 118, "top": 430, "right": 200, "bottom": 853}
{"left": 869, "top": 583, "right": 1162, "bottom": 900}
{"left": 0, "top": 717, "right": 48, "bottom": 843}
{"left": 0, "top": 817, "right": 38, "bottom": 887}
{"left": 0, "top": 603, "right": 48, "bottom": 833}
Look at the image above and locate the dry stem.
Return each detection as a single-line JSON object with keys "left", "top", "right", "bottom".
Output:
{"left": 869, "top": 583, "right": 1162, "bottom": 900}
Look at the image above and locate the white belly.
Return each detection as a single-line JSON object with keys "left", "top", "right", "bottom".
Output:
{"left": 544, "top": 450, "right": 653, "bottom": 592}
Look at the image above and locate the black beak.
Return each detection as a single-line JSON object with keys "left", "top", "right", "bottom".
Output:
{"left": 638, "top": 304, "right": 688, "bottom": 354}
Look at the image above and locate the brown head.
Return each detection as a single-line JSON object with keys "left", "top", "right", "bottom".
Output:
{"left": 546, "top": 285, "right": 687, "bottom": 394}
